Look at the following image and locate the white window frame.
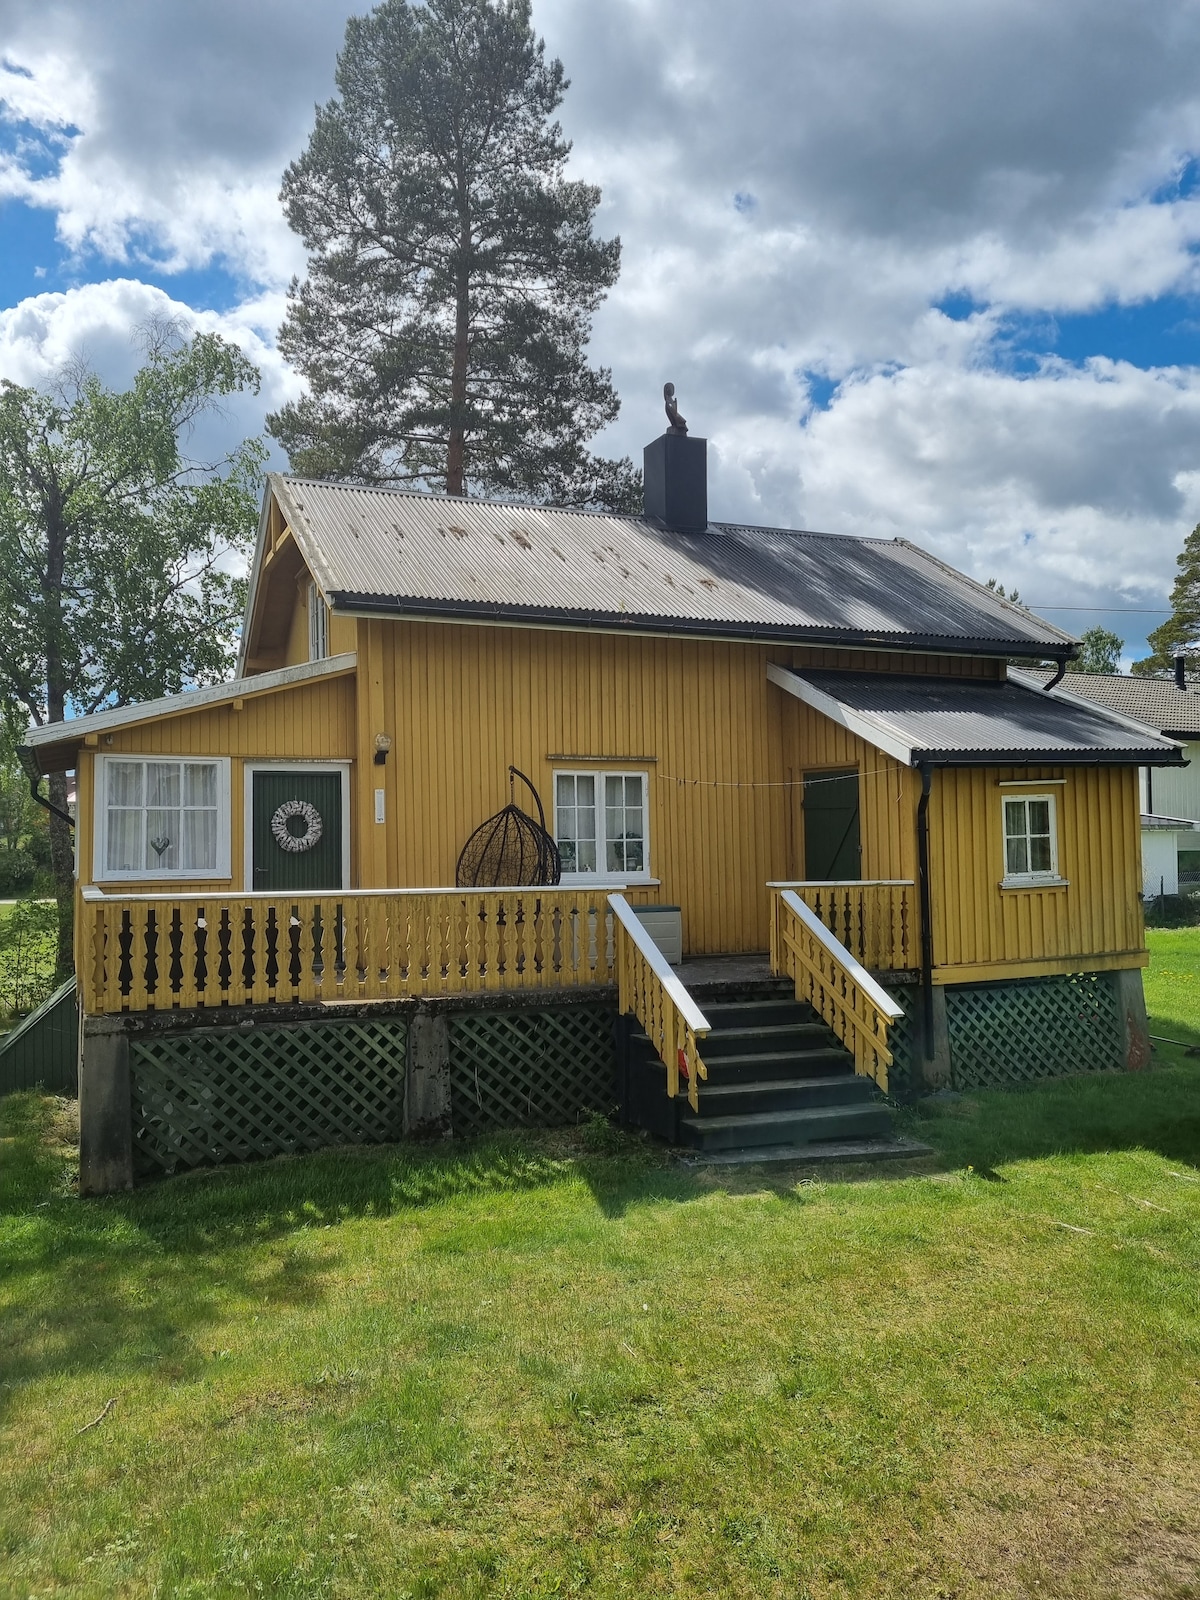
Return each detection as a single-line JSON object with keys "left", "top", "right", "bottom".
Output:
{"left": 1000, "top": 791, "right": 1064, "bottom": 887}
{"left": 308, "top": 581, "right": 329, "bottom": 662}
{"left": 243, "top": 762, "right": 352, "bottom": 891}
{"left": 553, "top": 768, "right": 652, "bottom": 887}
{"left": 94, "top": 755, "right": 231, "bottom": 883}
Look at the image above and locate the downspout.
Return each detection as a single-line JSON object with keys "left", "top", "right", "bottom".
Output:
{"left": 916, "top": 761, "right": 935, "bottom": 1058}
{"left": 1042, "top": 657, "right": 1068, "bottom": 692}
{"left": 17, "top": 746, "right": 75, "bottom": 830}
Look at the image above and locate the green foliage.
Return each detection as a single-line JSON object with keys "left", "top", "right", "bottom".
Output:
{"left": 0, "top": 325, "right": 266, "bottom": 732}
{"left": 0, "top": 849, "right": 35, "bottom": 898}
{"left": 1134, "top": 520, "right": 1200, "bottom": 675}
{"left": 0, "top": 324, "right": 265, "bottom": 974}
{"left": 270, "top": 0, "right": 640, "bottom": 511}
{"left": 0, "top": 898, "right": 57, "bottom": 1014}
{"left": 1069, "top": 624, "right": 1124, "bottom": 675}
{"left": 985, "top": 576, "right": 1024, "bottom": 606}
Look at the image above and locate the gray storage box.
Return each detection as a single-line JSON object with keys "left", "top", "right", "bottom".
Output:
{"left": 631, "top": 904, "right": 683, "bottom": 965}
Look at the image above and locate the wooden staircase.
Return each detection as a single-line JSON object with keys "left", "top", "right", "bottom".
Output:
{"left": 677, "top": 990, "right": 894, "bottom": 1153}
{"left": 619, "top": 978, "right": 920, "bottom": 1161}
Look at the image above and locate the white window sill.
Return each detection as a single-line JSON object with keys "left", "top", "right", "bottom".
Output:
{"left": 558, "top": 875, "right": 660, "bottom": 890}
{"left": 1000, "top": 876, "right": 1069, "bottom": 891}
{"left": 94, "top": 872, "right": 232, "bottom": 885}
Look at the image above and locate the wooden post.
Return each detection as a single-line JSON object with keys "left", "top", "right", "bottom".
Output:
{"left": 78, "top": 1017, "right": 133, "bottom": 1194}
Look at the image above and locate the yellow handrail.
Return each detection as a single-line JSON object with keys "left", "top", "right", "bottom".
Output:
{"left": 78, "top": 884, "right": 652, "bottom": 1016}
{"left": 769, "top": 888, "right": 904, "bottom": 1093}
{"left": 609, "top": 893, "right": 709, "bottom": 1114}
{"left": 767, "top": 880, "right": 915, "bottom": 972}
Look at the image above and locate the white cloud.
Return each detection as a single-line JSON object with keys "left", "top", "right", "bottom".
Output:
{"left": 0, "top": 279, "right": 300, "bottom": 467}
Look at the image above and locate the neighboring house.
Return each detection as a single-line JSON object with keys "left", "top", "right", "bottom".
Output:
{"left": 24, "top": 423, "right": 1183, "bottom": 1190}
{"left": 1020, "top": 666, "right": 1200, "bottom": 897}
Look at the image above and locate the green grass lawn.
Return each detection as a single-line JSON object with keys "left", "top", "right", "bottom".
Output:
{"left": 2, "top": 937, "right": 1200, "bottom": 1597}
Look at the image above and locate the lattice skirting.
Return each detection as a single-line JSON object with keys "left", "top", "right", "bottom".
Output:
{"left": 130, "top": 1019, "right": 408, "bottom": 1174}
{"left": 882, "top": 985, "right": 917, "bottom": 1100}
{"left": 945, "top": 972, "right": 1123, "bottom": 1089}
{"left": 449, "top": 1005, "right": 617, "bottom": 1135}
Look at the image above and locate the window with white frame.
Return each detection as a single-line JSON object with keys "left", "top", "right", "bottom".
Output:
{"left": 554, "top": 771, "right": 649, "bottom": 881}
{"left": 99, "top": 758, "right": 229, "bottom": 879}
{"left": 1002, "top": 793, "right": 1058, "bottom": 883}
{"left": 308, "top": 582, "right": 329, "bottom": 661}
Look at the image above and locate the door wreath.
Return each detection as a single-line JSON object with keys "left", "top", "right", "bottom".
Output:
{"left": 271, "top": 799, "right": 324, "bottom": 853}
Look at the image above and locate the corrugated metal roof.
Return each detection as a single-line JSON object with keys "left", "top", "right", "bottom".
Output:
{"left": 1021, "top": 666, "right": 1200, "bottom": 736}
{"left": 786, "top": 669, "right": 1184, "bottom": 765}
{"left": 269, "top": 475, "right": 1076, "bottom": 654}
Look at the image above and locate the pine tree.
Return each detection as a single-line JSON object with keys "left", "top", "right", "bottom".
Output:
{"left": 1133, "top": 522, "right": 1200, "bottom": 675}
{"left": 269, "top": 0, "right": 639, "bottom": 511}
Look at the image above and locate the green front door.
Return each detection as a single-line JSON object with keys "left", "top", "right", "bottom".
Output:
{"left": 802, "top": 768, "right": 861, "bottom": 880}
{"left": 251, "top": 770, "right": 344, "bottom": 892}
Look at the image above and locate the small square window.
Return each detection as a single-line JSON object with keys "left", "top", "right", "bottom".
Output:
{"left": 1002, "top": 794, "right": 1059, "bottom": 883}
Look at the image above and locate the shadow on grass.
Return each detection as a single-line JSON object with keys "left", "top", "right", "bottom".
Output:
{"left": 905, "top": 1051, "right": 1200, "bottom": 1172}
{"left": 0, "top": 1094, "right": 706, "bottom": 1416}
{"left": 5, "top": 1053, "right": 1200, "bottom": 1414}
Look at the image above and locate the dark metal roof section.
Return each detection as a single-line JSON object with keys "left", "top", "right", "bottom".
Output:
{"left": 785, "top": 669, "right": 1186, "bottom": 767}
{"left": 1020, "top": 666, "right": 1200, "bottom": 737}
{"left": 269, "top": 475, "right": 1077, "bottom": 657}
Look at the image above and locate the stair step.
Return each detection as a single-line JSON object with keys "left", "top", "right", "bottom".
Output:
{"left": 696, "top": 1074, "right": 875, "bottom": 1116}
{"left": 700, "top": 999, "right": 820, "bottom": 1029}
{"left": 704, "top": 1030, "right": 838, "bottom": 1056}
{"left": 699, "top": 1048, "right": 853, "bottom": 1083}
{"left": 679, "top": 1134, "right": 934, "bottom": 1168}
{"left": 679, "top": 1101, "right": 894, "bottom": 1151}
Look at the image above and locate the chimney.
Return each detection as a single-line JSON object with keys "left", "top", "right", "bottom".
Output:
{"left": 1176, "top": 651, "right": 1188, "bottom": 691}
{"left": 643, "top": 382, "right": 707, "bottom": 533}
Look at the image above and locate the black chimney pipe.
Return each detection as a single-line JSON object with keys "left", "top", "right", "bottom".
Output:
{"left": 1176, "top": 652, "right": 1188, "bottom": 692}
{"left": 643, "top": 433, "right": 708, "bottom": 532}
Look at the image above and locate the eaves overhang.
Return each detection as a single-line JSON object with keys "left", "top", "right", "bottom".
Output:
{"left": 327, "top": 589, "right": 1075, "bottom": 659}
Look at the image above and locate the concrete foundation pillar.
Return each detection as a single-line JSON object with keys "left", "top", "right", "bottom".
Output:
{"left": 1112, "top": 967, "right": 1151, "bottom": 1072}
{"left": 78, "top": 1019, "right": 133, "bottom": 1195}
{"left": 405, "top": 1008, "right": 451, "bottom": 1135}
{"left": 913, "top": 983, "right": 953, "bottom": 1093}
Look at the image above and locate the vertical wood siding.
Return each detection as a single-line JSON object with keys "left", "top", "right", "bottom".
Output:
{"left": 929, "top": 766, "right": 1144, "bottom": 974}
{"left": 78, "top": 675, "right": 357, "bottom": 894}
{"left": 76, "top": 601, "right": 1146, "bottom": 974}
{"left": 381, "top": 621, "right": 794, "bottom": 953}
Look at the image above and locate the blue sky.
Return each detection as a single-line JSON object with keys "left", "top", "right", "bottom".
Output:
{"left": 4, "top": 0, "right": 1200, "bottom": 666}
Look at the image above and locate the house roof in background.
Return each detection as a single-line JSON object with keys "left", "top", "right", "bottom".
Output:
{"left": 771, "top": 667, "right": 1185, "bottom": 767}
{"left": 264, "top": 475, "right": 1077, "bottom": 658}
{"left": 1020, "top": 665, "right": 1200, "bottom": 736}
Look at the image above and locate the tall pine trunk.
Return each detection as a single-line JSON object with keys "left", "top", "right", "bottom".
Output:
{"left": 446, "top": 212, "right": 471, "bottom": 496}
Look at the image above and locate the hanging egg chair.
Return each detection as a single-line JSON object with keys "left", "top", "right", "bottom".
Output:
{"left": 455, "top": 766, "right": 562, "bottom": 888}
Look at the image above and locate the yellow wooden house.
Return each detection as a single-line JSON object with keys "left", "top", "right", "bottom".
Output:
{"left": 25, "top": 424, "right": 1183, "bottom": 1190}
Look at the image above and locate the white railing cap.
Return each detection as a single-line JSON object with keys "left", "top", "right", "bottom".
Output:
{"left": 779, "top": 889, "right": 905, "bottom": 1021}
{"left": 608, "top": 893, "right": 710, "bottom": 1035}
{"left": 767, "top": 879, "right": 914, "bottom": 889}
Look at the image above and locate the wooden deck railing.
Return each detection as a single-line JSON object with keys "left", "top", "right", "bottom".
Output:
{"left": 610, "top": 893, "right": 710, "bottom": 1113}
{"left": 769, "top": 888, "right": 904, "bottom": 1093}
{"left": 79, "top": 885, "right": 653, "bottom": 1016}
{"left": 767, "top": 880, "right": 915, "bottom": 972}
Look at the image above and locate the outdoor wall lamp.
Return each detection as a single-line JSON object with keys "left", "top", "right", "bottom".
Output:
{"left": 374, "top": 733, "right": 392, "bottom": 765}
